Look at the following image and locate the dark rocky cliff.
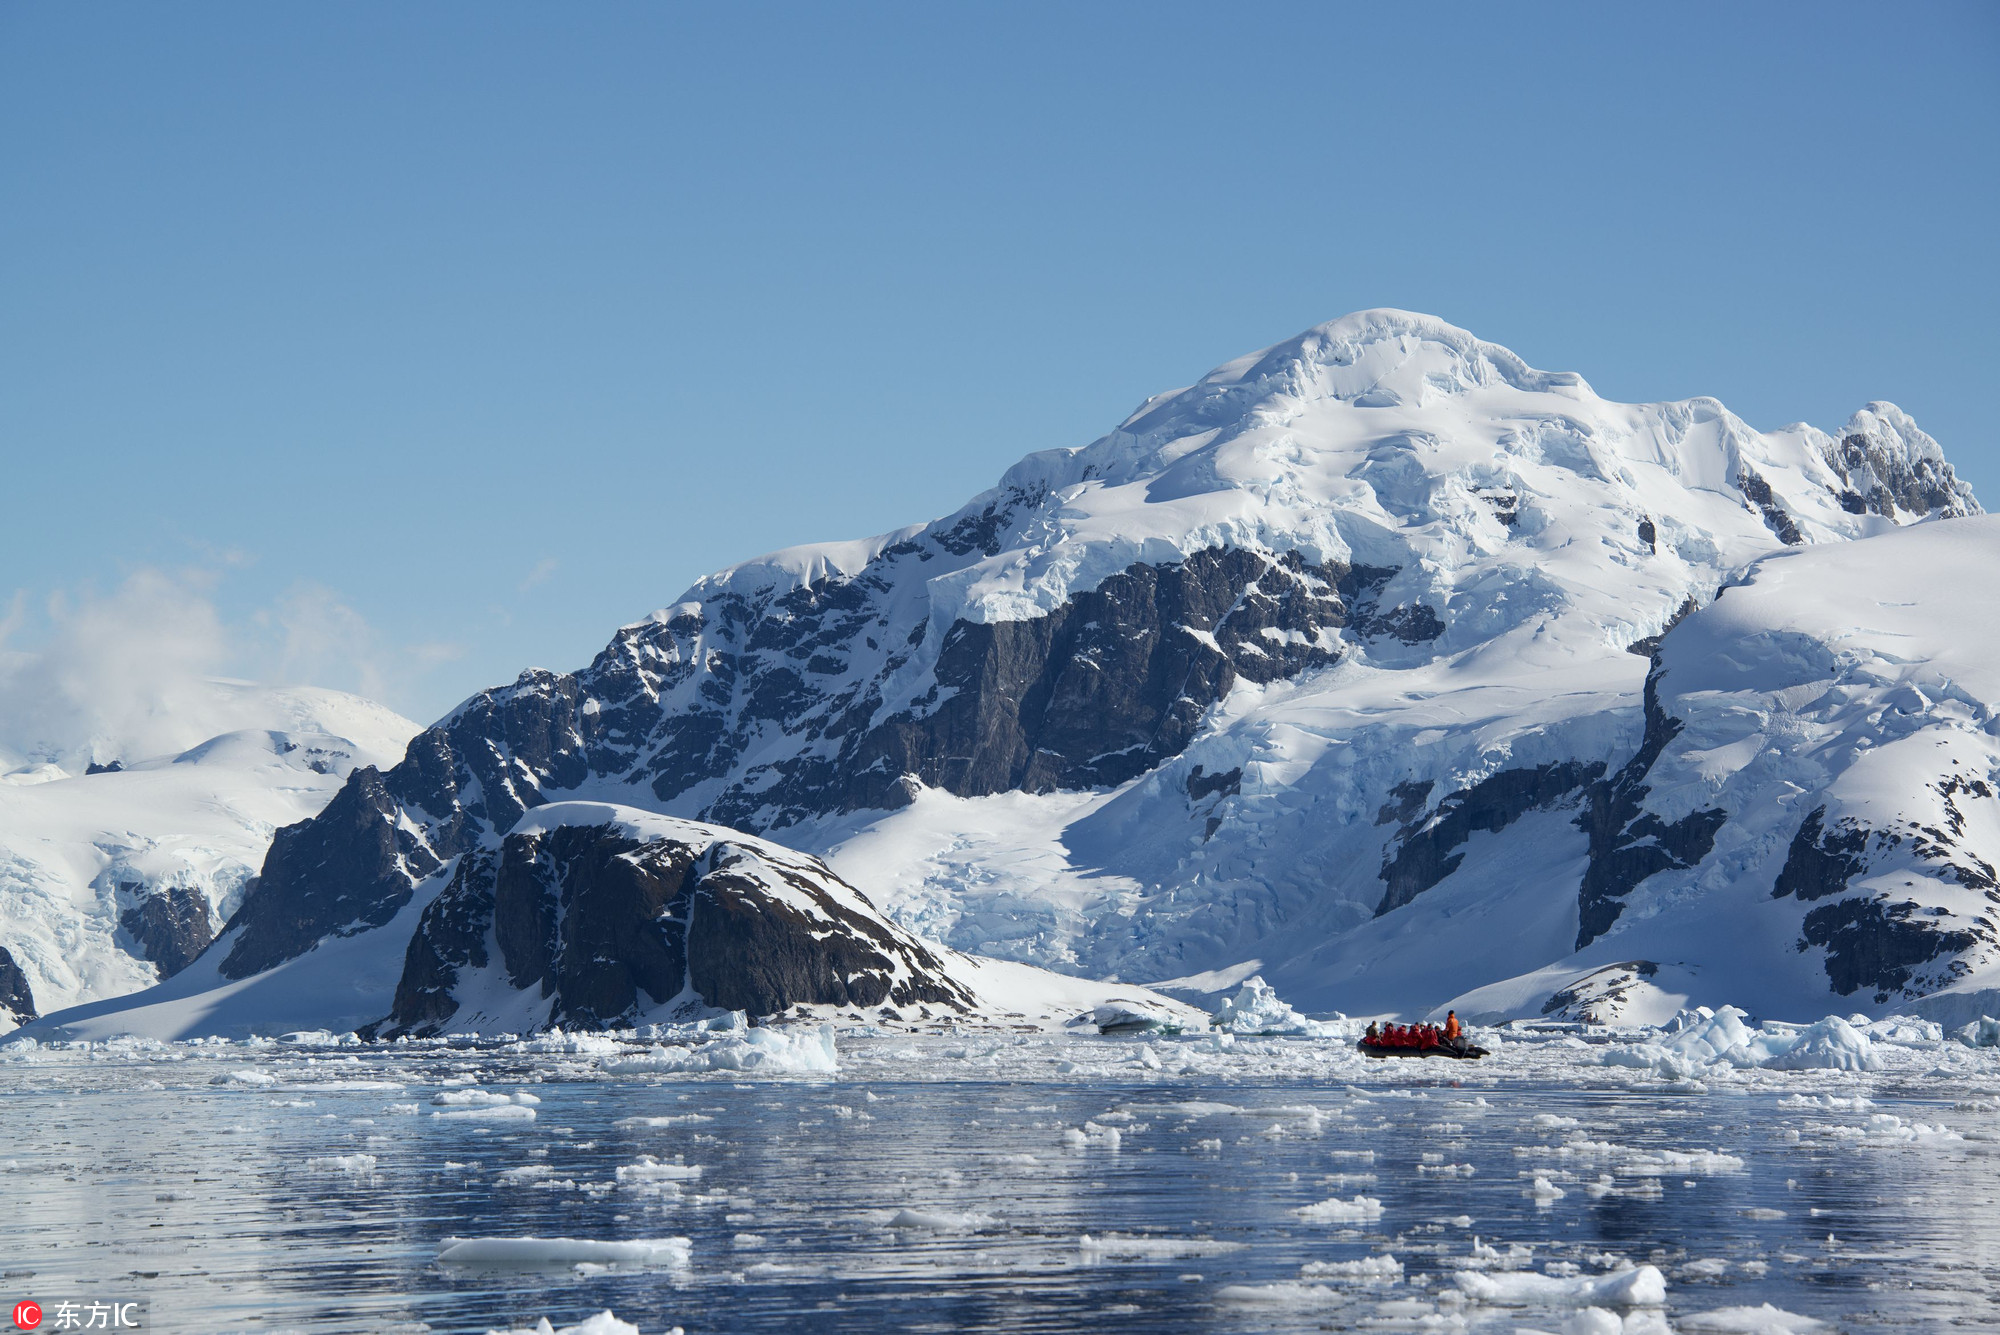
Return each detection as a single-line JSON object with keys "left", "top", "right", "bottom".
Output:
{"left": 1770, "top": 787, "right": 1998, "bottom": 1002}
{"left": 219, "top": 537, "right": 1442, "bottom": 980}
{"left": 0, "top": 945, "right": 35, "bottom": 1027}
{"left": 118, "top": 886, "right": 214, "bottom": 980}
{"left": 381, "top": 812, "right": 979, "bottom": 1035}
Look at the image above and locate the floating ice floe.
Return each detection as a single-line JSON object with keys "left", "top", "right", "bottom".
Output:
{"left": 437, "top": 1236, "right": 691, "bottom": 1269}
{"left": 613, "top": 1114, "right": 714, "bottom": 1129}
{"left": 303, "top": 1154, "right": 377, "bottom": 1174}
{"left": 1676, "top": 1304, "right": 1832, "bottom": 1333}
{"left": 433, "top": 1089, "right": 540, "bottom": 1107}
{"left": 509, "top": 1031, "right": 627, "bottom": 1056}
{"left": 1954, "top": 1016, "right": 2000, "bottom": 1048}
{"left": 1208, "top": 976, "right": 1327, "bottom": 1036}
{"left": 616, "top": 1157, "right": 703, "bottom": 1185}
{"left": 210, "top": 1068, "right": 279, "bottom": 1087}
{"left": 1453, "top": 1263, "right": 1666, "bottom": 1307}
{"left": 431, "top": 1103, "right": 537, "bottom": 1121}
{"left": 1297, "top": 1253, "right": 1403, "bottom": 1282}
{"left": 1077, "top": 1233, "right": 1247, "bottom": 1258}
{"left": 1077, "top": 996, "right": 1197, "bottom": 1035}
{"left": 600, "top": 1024, "right": 837, "bottom": 1075}
{"left": 484, "top": 1314, "right": 665, "bottom": 1335}
{"left": 880, "top": 1207, "right": 998, "bottom": 1232}
{"left": 1213, "top": 1282, "right": 1344, "bottom": 1307}
{"left": 1603, "top": 1009, "right": 1880, "bottom": 1075}
{"left": 1295, "top": 1195, "right": 1384, "bottom": 1224}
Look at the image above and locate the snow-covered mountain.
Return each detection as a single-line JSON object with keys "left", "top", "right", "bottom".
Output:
{"left": 28, "top": 309, "right": 1994, "bottom": 1037}
{"left": 0, "top": 686, "right": 420, "bottom": 1032}
{"left": 22, "top": 802, "right": 1204, "bottom": 1042}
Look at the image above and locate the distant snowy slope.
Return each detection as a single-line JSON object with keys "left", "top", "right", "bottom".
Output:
{"left": 1266, "top": 515, "right": 2000, "bottom": 1022}
{"left": 0, "top": 687, "right": 419, "bottom": 1032}
{"left": 81, "top": 309, "right": 1986, "bottom": 1030}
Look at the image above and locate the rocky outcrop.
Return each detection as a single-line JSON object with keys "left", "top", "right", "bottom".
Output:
{"left": 1574, "top": 662, "right": 1728, "bottom": 949}
{"left": 1798, "top": 896, "right": 1980, "bottom": 1001}
{"left": 1819, "top": 407, "right": 1979, "bottom": 521}
{"left": 118, "top": 886, "right": 214, "bottom": 980}
{"left": 382, "top": 805, "right": 980, "bottom": 1035}
{"left": 1771, "top": 788, "right": 2000, "bottom": 1001}
{"left": 1376, "top": 761, "right": 1605, "bottom": 915}
{"left": 1738, "top": 470, "right": 1804, "bottom": 546}
{"left": 219, "top": 542, "right": 1435, "bottom": 979}
{"left": 1540, "top": 960, "right": 1659, "bottom": 1024}
{"left": 0, "top": 946, "right": 34, "bottom": 1026}
{"left": 219, "top": 767, "right": 446, "bottom": 980}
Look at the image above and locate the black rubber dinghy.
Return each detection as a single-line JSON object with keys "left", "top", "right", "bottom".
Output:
{"left": 1358, "top": 1037, "right": 1489, "bottom": 1060}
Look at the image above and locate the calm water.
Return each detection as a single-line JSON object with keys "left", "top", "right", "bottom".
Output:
{"left": 2, "top": 1032, "right": 1997, "bottom": 1333}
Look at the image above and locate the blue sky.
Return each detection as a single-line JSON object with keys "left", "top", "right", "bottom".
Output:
{"left": 3, "top": 3, "right": 1996, "bottom": 725}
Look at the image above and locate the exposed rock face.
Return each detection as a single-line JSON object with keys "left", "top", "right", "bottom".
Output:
{"left": 1772, "top": 790, "right": 1999, "bottom": 1000}
{"left": 0, "top": 945, "right": 35, "bottom": 1026}
{"left": 1819, "top": 406, "right": 1979, "bottom": 521}
{"left": 1798, "top": 896, "right": 1980, "bottom": 1000}
{"left": 1738, "top": 470, "right": 1804, "bottom": 546}
{"left": 221, "top": 543, "right": 1431, "bottom": 979}
{"left": 1541, "top": 960, "right": 1659, "bottom": 1023}
{"left": 383, "top": 805, "right": 979, "bottom": 1035}
{"left": 1574, "top": 662, "right": 1728, "bottom": 949}
{"left": 118, "top": 886, "right": 214, "bottom": 979}
{"left": 1376, "top": 760, "right": 1605, "bottom": 916}
{"left": 219, "top": 767, "right": 445, "bottom": 980}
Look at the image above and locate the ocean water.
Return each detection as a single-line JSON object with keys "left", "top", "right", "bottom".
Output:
{"left": 2, "top": 1030, "right": 1997, "bottom": 1334}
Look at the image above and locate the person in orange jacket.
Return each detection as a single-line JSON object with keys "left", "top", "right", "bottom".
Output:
{"left": 1444, "top": 1010, "right": 1462, "bottom": 1042}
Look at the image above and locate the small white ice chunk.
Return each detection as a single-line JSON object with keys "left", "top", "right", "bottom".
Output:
{"left": 438, "top": 1237, "right": 691, "bottom": 1269}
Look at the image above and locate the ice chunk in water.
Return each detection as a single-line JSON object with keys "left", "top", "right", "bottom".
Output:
{"left": 1454, "top": 1264, "right": 1666, "bottom": 1307}
{"left": 433, "top": 1089, "right": 538, "bottom": 1106}
{"left": 1298, "top": 1253, "right": 1402, "bottom": 1282}
{"left": 431, "top": 1104, "right": 537, "bottom": 1121}
{"left": 882, "top": 1208, "right": 997, "bottom": 1232}
{"left": 1953, "top": 1016, "right": 2000, "bottom": 1048}
{"left": 1295, "top": 1195, "right": 1384, "bottom": 1223}
{"left": 1084, "top": 997, "right": 1194, "bottom": 1035}
{"left": 616, "top": 1156, "right": 703, "bottom": 1184}
{"left": 1677, "top": 1305, "right": 1831, "bottom": 1333}
{"left": 1210, "top": 976, "right": 1324, "bottom": 1036}
{"left": 1078, "top": 1233, "right": 1247, "bottom": 1259}
{"left": 1762, "top": 1017, "right": 1878, "bottom": 1072}
{"left": 1213, "top": 1282, "right": 1343, "bottom": 1307}
{"left": 437, "top": 1237, "right": 691, "bottom": 1268}
{"left": 485, "top": 1312, "right": 676, "bottom": 1335}
{"left": 602, "top": 1025, "right": 837, "bottom": 1075}
{"left": 303, "top": 1154, "right": 377, "bottom": 1173}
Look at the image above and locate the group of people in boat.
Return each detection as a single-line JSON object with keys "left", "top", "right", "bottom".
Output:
{"left": 1363, "top": 1010, "right": 1463, "bottom": 1049}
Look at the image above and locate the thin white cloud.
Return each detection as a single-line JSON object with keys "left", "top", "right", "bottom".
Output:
{"left": 518, "top": 557, "right": 560, "bottom": 593}
{"left": 0, "top": 568, "right": 453, "bottom": 771}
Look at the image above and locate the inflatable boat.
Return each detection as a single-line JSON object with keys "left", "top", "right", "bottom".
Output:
{"left": 1358, "top": 1035, "right": 1488, "bottom": 1060}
